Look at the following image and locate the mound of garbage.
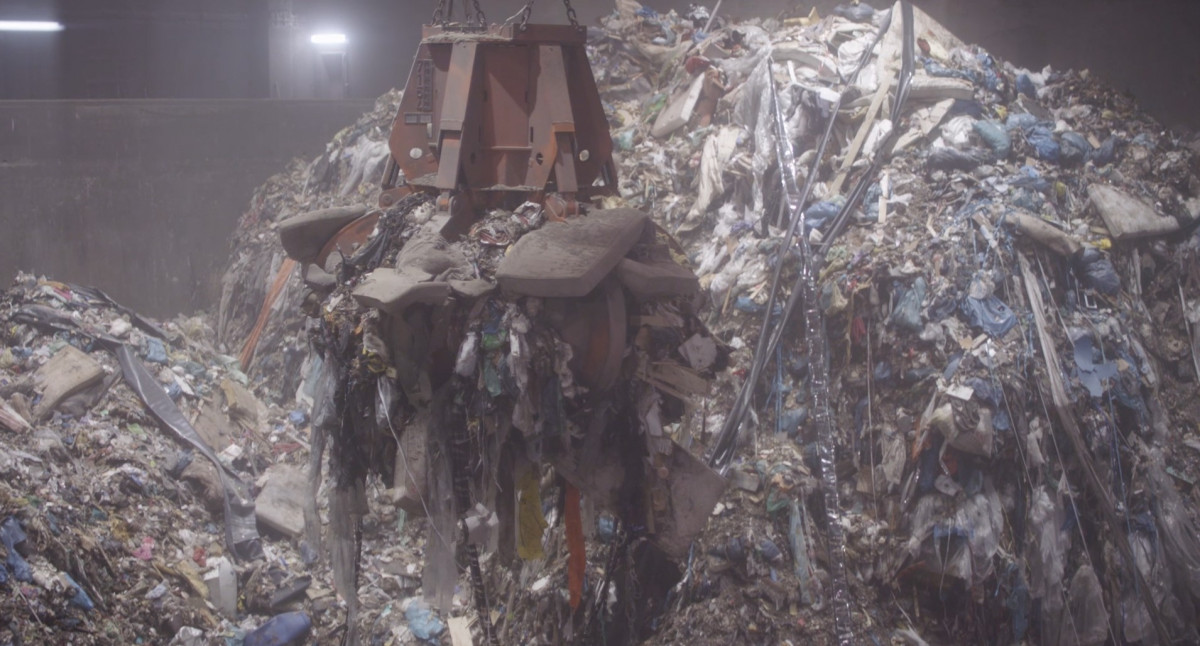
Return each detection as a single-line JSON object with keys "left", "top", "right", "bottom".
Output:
{"left": 593, "top": 2, "right": 1200, "bottom": 644}
{"left": 0, "top": 277, "right": 331, "bottom": 644}
{"left": 4, "top": 1, "right": 1200, "bottom": 645}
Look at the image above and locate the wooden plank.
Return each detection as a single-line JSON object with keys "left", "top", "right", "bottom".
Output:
{"left": 829, "top": 69, "right": 894, "bottom": 196}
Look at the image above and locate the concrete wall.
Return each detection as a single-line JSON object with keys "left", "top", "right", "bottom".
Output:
{"left": 0, "top": 99, "right": 373, "bottom": 316}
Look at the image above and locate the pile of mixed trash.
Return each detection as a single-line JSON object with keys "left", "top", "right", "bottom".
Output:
{"left": 590, "top": 1, "right": 1200, "bottom": 645}
{"left": 215, "top": 89, "right": 403, "bottom": 405}
{"left": 0, "top": 276, "right": 337, "bottom": 645}
{"left": 5, "top": 1, "right": 1200, "bottom": 645}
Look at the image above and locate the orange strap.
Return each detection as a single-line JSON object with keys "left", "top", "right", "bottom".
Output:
{"left": 239, "top": 258, "right": 297, "bottom": 370}
{"left": 565, "top": 483, "right": 585, "bottom": 610}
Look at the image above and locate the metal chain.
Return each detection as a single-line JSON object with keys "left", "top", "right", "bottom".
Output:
{"left": 562, "top": 0, "right": 579, "bottom": 27}
{"left": 517, "top": 0, "right": 534, "bottom": 31}
{"left": 471, "top": 0, "right": 486, "bottom": 27}
{"left": 431, "top": 0, "right": 446, "bottom": 24}
{"left": 516, "top": 0, "right": 578, "bottom": 30}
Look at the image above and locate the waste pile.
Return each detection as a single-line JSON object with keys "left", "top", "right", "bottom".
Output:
{"left": 4, "top": 0, "right": 1200, "bottom": 645}
{"left": 0, "top": 276, "right": 332, "bottom": 645}
{"left": 216, "top": 90, "right": 402, "bottom": 402}
{"left": 588, "top": 1, "right": 1200, "bottom": 645}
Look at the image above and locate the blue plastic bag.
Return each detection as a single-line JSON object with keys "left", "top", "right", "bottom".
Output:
{"left": 1076, "top": 247, "right": 1120, "bottom": 295}
{"left": 1, "top": 517, "right": 32, "bottom": 583}
{"left": 1016, "top": 73, "right": 1037, "bottom": 97}
{"left": 144, "top": 337, "right": 168, "bottom": 364}
{"left": 1005, "top": 112, "right": 1038, "bottom": 132}
{"left": 961, "top": 295, "right": 1017, "bottom": 337}
{"left": 1087, "top": 137, "right": 1119, "bottom": 165}
{"left": 405, "top": 599, "right": 446, "bottom": 642}
{"left": 889, "top": 277, "right": 927, "bottom": 333}
{"left": 244, "top": 611, "right": 312, "bottom": 646}
{"left": 1024, "top": 125, "right": 1060, "bottom": 163}
{"left": 804, "top": 200, "right": 843, "bottom": 230}
{"left": 1059, "top": 132, "right": 1092, "bottom": 165}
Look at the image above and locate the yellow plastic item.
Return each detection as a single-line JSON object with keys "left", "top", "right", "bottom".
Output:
{"left": 517, "top": 468, "right": 549, "bottom": 560}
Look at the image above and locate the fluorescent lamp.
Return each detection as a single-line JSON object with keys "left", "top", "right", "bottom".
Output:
{"left": 0, "top": 21, "right": 64, "bottom": 32}
{"left": 310, "top": 33, "right": 346, "bottom": 45}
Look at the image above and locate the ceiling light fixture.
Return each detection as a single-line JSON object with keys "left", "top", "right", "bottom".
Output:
{"left": 310, "top": 33, "right": 347, "bottom": 45}
{"left": 0, "top": 21, "right": 64, "bottom": 32}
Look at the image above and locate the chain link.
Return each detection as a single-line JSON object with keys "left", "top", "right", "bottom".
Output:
{"left": 434, "top": 0, "right": 486, "bottom": 29}
{"left": 471, "top": 0, "right": 486, "bottom": 27}
{"left": 516, "top": 0, "right": 578, "bottom": 30}
{"left": 517, "top": 1, "right": 534, "bottom": 31}
{"left": 562, "top": 0, "right": 578, "bottom": 27}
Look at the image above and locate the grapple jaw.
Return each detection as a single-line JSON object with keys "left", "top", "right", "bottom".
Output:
{"left": 380, "top": 22, "right": 619, "bottom": 229}
{"left": 277, "top": 20, "right": 726, "bottom": 566}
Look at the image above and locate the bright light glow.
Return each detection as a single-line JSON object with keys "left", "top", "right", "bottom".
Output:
{"left": 309, "top": 33, "right": 347, "bottom": 45}
{"left": 0, "top": 20, "right": 64, "bottom": 32}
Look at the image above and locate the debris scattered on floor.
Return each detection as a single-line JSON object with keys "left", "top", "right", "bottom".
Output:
{"left": 4, "top": 1, "right": 1200, "bottom": 645}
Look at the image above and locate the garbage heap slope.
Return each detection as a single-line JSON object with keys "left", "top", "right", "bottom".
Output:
{"left": 595, "top": 1, "right": 1200, "bottom": 645}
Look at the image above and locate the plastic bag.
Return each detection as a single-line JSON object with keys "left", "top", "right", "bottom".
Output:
{"left": 1070, "top": 334, "right": 1118, "bottom": 398}
{"left": 1061, "top": 565, "right": 1108, "bottom": 646}
{"left": 1005, "top": 112, "right": 1038, "bottom": 132}
{"left": 839, "top": 32, "right": 880, "bottom": 92}
{"left": 1059, "top": 132, "right": 1092, "bottom": 165}
{"left": 310, "top": 353, "right": 339, "bottom": 432}
{"left": 1027, "top": 488, "right": 1069, "bottom": 636}
{"left": 1, "top": 517, "right": 32, "bottom": 582}
{"left": 329, "top": 484, "right": 368, "bottom": 626}
{"left": 889, "top": 277, "right": 926, "bottom": 332}
{"left": 833, "top": 3, "right": 876, "bottom": 22}
{"left": 691, "top": 127, "right": 742, "bottom": 218}
{"left": 940, "top": 115, "right": 976, "bottom": 149}
{"left": 951, "top": 488, "right": 1004, "bottom": 583}
{"left": 405, "top": 599, "right": 446, "bottom": 641}
{"left": 927, "top": 147, "right": 988, "bottom": 171}
{"left": 423, "top": 396, "right": 458, "bottom": 613}
{"left": 973, "top": 119, "right": 1011, "bottom": 158}
{"left": 961, "top": 295, "right": 1017, "bottom": 337}
{"left": 804, "top": 199, "right": 844, "bottom": 230}
{"left": 1121, "top": 529, "right": 1172, "bottom": 644}
{"left": 1148, "top": 459, "right": 1200, "bottom": 617}
{"left": 1087, "top": 137, "right": 1119, "bottom": 166}
{"left": 302, "top": 356, "right": 337, "bottom": 556}
{"left": 1075, "top": 247, "right": 1120, "bottom": 294}
{"left": 739, "top": 56, "right": 779, "bottom": 216}
{"left": 780, "top": 407, "right": 808, "bottom": 438}
{"left": 245, "top": 611, "right": 312, "bottom": 646}
{"left": 788, "top": 499, "right": 823, "bottom": 606}
{"left": 1016, "top": 73, "right": 1037, "bottom": 97}
{"left": 1025, "top": 125, "right": 1061, "bottom": 163}
{"left": 922, "top": 58, "right": 975, "bottom": 83}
